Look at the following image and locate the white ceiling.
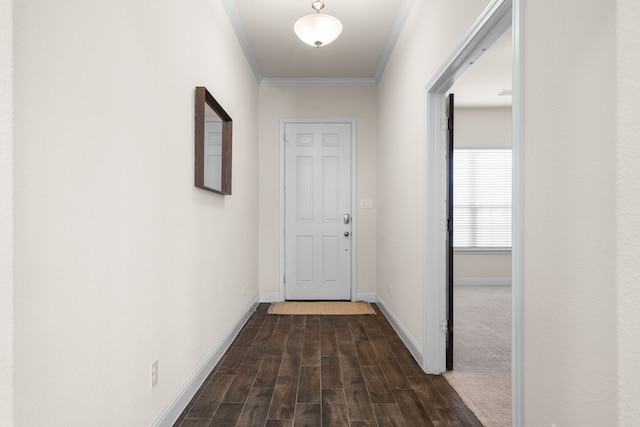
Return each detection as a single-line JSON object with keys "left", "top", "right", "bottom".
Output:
{"left": 225, "top": 0, "right": 512, "bottom": 106}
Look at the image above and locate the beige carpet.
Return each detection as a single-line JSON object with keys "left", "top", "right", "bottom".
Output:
{"left": 268, "top": 301, "right": 376, "bottom": 315}
{"left": 443, "top": 285, "right": 511, "bottom": 427}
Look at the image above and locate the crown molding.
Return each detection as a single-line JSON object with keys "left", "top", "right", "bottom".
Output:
{"left": 223, "top": 0, "right": 413, "bottom": 87}
{"left": 260, "top": 78, "right": 376, "bottom": 87}
{"left": 373, "top": 0, "right": 415, "bottom": 83}
{"left": 221, "top": 0, "right": 263, "bottom": 83}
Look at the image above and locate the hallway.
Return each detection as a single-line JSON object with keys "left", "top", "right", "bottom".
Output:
{"left": 174, "top": 303, "right": 481, "bottom": 426}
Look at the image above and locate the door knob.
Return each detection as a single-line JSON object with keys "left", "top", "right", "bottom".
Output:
{"left": 344, "top": 232, "right": 350, "bottom": 237}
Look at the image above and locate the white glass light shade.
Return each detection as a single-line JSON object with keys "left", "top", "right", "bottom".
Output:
{"left": 294, "top": 13, "right": 342, "bottom": 47}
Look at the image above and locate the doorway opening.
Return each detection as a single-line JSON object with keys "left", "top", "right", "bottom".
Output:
{"left": 422, "top": 0, "right": 523, "bottom": 425}
{"left": 444, "top": 30, "right": 513, "bottom": 422}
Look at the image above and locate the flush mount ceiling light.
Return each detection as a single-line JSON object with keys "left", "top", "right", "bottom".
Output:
{"left": 294, "top": 1, "right": 342, "bottom": 48}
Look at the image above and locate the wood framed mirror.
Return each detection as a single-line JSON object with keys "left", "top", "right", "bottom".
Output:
{"left": 195, "top": 86, "right": 232, "bottom": 195}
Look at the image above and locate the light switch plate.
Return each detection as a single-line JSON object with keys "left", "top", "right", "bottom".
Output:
{"left": 360, "top": 199, "right": 374, "bottom": 209}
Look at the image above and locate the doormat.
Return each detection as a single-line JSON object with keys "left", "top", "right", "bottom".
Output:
{"left": 268, "top": 301, "right": 376, "bottom": 315}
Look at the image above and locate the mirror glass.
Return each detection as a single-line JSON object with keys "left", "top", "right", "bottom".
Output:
{"left": 195, "top": 86, "right": 232, "bottom": 195}
{"left": 204, "top": 103, "right": 223, "bottom": 191}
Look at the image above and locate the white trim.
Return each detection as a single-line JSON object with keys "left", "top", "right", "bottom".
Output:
{"left": 260, "top": 292, "right": 281, "bottom": 303}
{"left": 424, "top": 0, "right": 512, "bottom": 374}
{"left": 422, "top": 0, "right": 524, "bottom": 423}
{"left": 423, "top": 0, "right": 512, "bottom": 93}
{"left": 424, "top": 0, "right": 524, "bottom": 427}
{"left": 151, "top": 296, "right": 260, "bottom": 427}
{"left": 373, "top": 0, "right": 415, "bottom": 83}
{"left": 511, "top": 0, "right": 525, "bottom": 425}
{"left": 356, "top": 292, "right": 376, "bottom": 303}
{"left": 280, "top": 121, "right": 286, "bottom": 302}
{"left": 454, "top": 277, "right": 512, "bottom": 286}
{"left": 375, "top": 297, "right": 424, "bottom": 364}
{"left": 223, "top": 0, "right": 413, "bottom": 87}
{"left": 279, "top": 118, "right": 358, "bottom": 302}
{"left": 261, "top": 78, "right": 376, "bottom": 87}
{"left": 454, "top": 248, "right": 511, "bottom": 254}
{"left": 350, "top": 122, "right": 358, "bottom": 302}
{"left": 263, "top": 292, "right": 374, "bottom": 303}
{"left": 221, "top": 0, "right": 263, "bottom": 83}
{"left": 424, "top": 90, "right": 448, "bottom": 374}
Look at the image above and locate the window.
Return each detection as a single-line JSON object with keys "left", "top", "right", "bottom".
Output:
{"left": 453, "top": 148, "right": 512, "bottom": 250}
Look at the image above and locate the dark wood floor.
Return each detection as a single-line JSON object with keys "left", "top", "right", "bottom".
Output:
{"left": 174, "top": 303, "right": 482, "bottom": 427}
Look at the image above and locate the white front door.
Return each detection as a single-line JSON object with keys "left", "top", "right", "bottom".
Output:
{"left": 284, "top": 121, "right": 352, "bottom": 300}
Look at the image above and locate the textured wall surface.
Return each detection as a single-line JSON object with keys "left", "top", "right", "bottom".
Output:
{"left": 523, "top": 0, "right": 617, "bottom": 424}
{"left": 617, "top": 0, "right": 640, "bottom": 424}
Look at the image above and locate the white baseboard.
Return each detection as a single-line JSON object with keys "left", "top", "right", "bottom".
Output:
{"left": 356, "top": 292, "right": 376, "bottom": 302}
{"left": 454, "top": 277, "right": 511, "bottom": 286}
{"left": 151, "top": 294, "right": 260, "bottom": 427}
{"left": 375, "top": 297, "right": 424, "bottom": 367}
{"left": 260, "top": 292, "right": 376, "bottom": 302}
{"left": 260, "top": 292, "right": 281, "bottom": 302}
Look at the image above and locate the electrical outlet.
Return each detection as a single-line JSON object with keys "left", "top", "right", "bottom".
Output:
{"left": 151, "top": 360, "right": 158, "bottom": 388}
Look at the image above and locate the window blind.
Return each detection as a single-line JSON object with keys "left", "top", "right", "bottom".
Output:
{"left": 453, "top": 148, "right": 512, "bottom": 249}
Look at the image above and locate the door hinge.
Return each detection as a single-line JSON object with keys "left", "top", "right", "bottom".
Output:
{"left": 283, "top": 275, "right": 286, "bottom": 284}
{"left": 441, "top": 116, "right": 453, "bottom": 131}
{"left": 446, "top": 218, "right": 453, "bottom": 232}
{"left": 440, "top": 319, "right": 454, "bottom": 333}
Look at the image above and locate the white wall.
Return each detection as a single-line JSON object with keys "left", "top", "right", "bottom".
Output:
{"left": 380, "top": 0, "right": 621, "bottom": 424}
{"left": 454, "top": 254, "right": 511, "bottom": 284}
{"left": 0, "top": 0, "right": 14, "bottom": 425}
{"left": 523, "top": 0, "right": 617, "bottom": 424}
{"left": 12, "top": 0, "right": 259, "bottom": 425}
{"left": 455, "top": 107, "right": 512, "bottom": 148}
{"left": 258, "top": 86, "right": 377, "bottom": 300}
{"left": 376, "top": 0, "right": 491, "bottom": 350}
{"left": 454, "top": 107, "right": 511, "bottom": 283}
{"left": 7, "top": 1, "right": 639, "bottom": 425}
{"left": 617, "top": 0, "right": 640, "bottom": 424}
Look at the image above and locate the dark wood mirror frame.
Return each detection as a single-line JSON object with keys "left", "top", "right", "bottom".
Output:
{"left": 195, "top": 86, "right": 232, "bottom": 195}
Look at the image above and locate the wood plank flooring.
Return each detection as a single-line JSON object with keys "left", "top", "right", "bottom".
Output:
{"left": 174, "top": 303, "right": 482, "bottom": 427}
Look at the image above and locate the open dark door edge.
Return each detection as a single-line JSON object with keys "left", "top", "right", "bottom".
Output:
{"left": 446, "top": 93, "right": 454, "bottom": 371}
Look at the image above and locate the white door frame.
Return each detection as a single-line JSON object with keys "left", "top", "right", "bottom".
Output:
{"left": 422, "top": 0, "right": 523, "bottom": 425}
{"left": 279, "top": 118, "right": 358, "bottom": 302}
